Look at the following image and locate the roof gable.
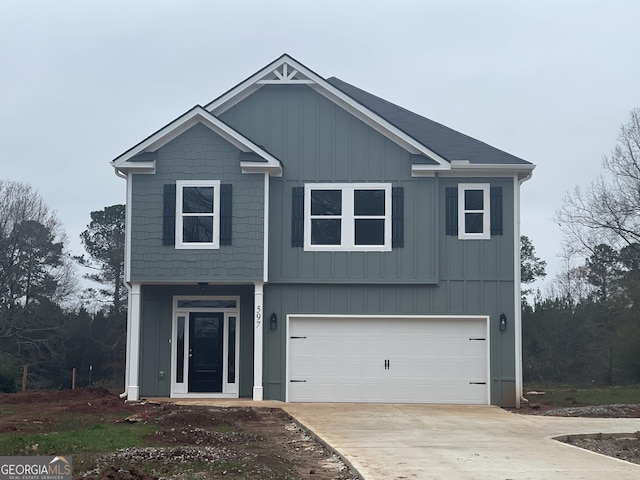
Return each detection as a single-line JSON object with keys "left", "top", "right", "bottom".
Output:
{"left": 205, "top": 54, "right": 450, "bottom": 169}
{"left": 112, "top": 106, "right": 282, "bottom": 176}
{"left": 112, "top": 54, "right": 533, "bottom": 179}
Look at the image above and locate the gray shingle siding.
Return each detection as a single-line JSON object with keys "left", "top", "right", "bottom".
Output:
{"left": 129, "top": 123, "right": 264, "bottom": 282}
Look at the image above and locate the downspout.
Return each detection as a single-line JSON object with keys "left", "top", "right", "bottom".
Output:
{"left": 516, "top": 170, "right": 534, "bottom": 408}
{"left": 114, "top": 167, "right": 132, "bottom": 399}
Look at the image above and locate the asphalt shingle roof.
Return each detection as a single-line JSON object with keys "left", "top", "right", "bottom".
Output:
{"left": 327, "top": 77, "right": 530, "bottom": 166}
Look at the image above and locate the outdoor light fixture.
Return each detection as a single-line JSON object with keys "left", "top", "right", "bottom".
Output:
{"left": 197, "top": 282, "right": 208, "bottom": 291}
{"left": 499, "top": 313, "right": 507, "bottom": 332}
{"left": 270, "top": 312, "right": 278, "bottom": 330}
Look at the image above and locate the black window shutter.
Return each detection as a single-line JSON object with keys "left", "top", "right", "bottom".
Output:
{"left": 490, "top": 186, "right": 503, "bottom": 235}
{"left": 220, "top": 184, "right": 233, "bottom": 245}
{"left": 163, "top": 184, "right": 176, "bottom": 246}
{"left": 392, "top": 187, "right": 404, "bottom": 248}
{"left": 291, "top": 186, "right": 304, "bottom": 247}
{"left": 445, "top": 187, "right": 458, "bottom": 236}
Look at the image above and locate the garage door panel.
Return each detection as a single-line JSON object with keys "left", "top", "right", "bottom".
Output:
{"left": 288, "top": 317, "right": 488, "bottom": 404}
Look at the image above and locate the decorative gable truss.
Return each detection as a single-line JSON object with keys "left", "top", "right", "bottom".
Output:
{"left": 206, "top": 54, "right": 450, "bottom": 173}
{"left": 256, "top": 62, "right": 314, "bottom": 84}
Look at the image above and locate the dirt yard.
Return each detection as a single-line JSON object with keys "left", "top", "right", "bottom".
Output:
{"left": 514, "top": 402, "right": 640, "bottom": 465}
{"left": 1, "top": 389, "right": 639, "bottom": 479}
{"left": 0, "top": 388, "right": 360, "bottom": 479}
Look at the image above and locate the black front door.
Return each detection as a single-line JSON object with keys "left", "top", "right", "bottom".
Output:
{"left": 188, "top": 312, "right": 224, "bottom": 392}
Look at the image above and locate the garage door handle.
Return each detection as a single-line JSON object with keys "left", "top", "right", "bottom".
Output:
{"left": 469, "top": 338, "right": 486, "bottom": 341}
{"left": 469, "top": 382, "right": 486, "bottom": 385}
{"left": 290, "top": 336, "right": 307, "bottom": 339}
{"left": 384, "top": 359, "right": 390, "bottom": 370}
{"left": 290, "top": 379, "right": 307, "bottom": 383}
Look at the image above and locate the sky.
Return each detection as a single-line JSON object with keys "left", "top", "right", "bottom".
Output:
{"left": 1, "top": 0, "right": 639, "bottom": 291}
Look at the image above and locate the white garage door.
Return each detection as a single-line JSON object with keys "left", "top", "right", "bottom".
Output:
{"left": 287, "top": 316, "right": 489, "bottom": 404}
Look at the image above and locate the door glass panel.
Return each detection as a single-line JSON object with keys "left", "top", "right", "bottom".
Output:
{"left": 189, "top": 312, "right": 224, "bottom": 393}
{"left": 176, "top": 316, "right": 185, "bottom": 384}
{"left": 228, "top": 317, "right": 236, "bottom": 384}
{"left": 177, "top": 299, "right": 237, "bottom": 309}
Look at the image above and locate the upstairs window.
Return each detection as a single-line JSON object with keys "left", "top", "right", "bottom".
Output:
{"left": 458, "top": 184, "right": 490, "bottom": 239}
{"left": 304, "top": 183, "right": 392, "bottom": 251}
{"left": 176, "top": 180, "right": 220, "bottom": 249}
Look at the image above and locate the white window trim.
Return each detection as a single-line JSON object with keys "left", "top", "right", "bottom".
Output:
{"left": 171, "top": 295, "right": 240, "bottom": 398}
{"left": 176, "top": 180, "right": 221, "bottom": 249}
{"left": 458, "top": 183, "right": 490, "bottom": 240}
{"left": 304, "top": 183, "right": 392, "bottom": 252}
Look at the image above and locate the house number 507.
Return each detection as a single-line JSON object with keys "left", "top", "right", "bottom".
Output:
{"left": 256, "top": 305, "right": 262, "bottom": 329}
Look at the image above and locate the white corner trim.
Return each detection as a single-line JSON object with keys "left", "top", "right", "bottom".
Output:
{"left": 514, "top": 175, "right": 523, "bottom": 408}
{"left": 263, "top": 174, "right": 269, "bottom": 283}
{"left": 253, "top": 282, "right": 264, "bottom": 401}
{"left": 127, "top": 283, "right": 142, "bottom": 402}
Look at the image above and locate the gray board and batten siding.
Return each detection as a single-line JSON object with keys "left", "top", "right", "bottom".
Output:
{"left": 217, "top": 83, "right": 518, "bottom": 406}
{"left": 130, "top": 78, "right": 522, "bottom": 405}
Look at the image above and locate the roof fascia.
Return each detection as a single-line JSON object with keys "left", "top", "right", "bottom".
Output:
{"left": 112, "top": 106, "right": 282, "bottom": 176}
{"left": 206, "top": 54, "right": 450, "bottom": 169}
{"left": 419, "top": 163, "right": 535, "bottom": 181}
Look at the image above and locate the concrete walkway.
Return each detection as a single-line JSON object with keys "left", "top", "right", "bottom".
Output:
{"left": 166, "top": 399, "right": 640, "bottom": 480}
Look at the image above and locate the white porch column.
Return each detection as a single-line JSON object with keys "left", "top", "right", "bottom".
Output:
{"left": 127, "top": 283, "right": 142, "bottom": 402}
{"left": 253, "top": 282, "right": 264, "bottom": 401}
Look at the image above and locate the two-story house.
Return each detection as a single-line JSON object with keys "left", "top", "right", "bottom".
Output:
{"left": 112, "top": 54, "right": 534, "bottom": 407}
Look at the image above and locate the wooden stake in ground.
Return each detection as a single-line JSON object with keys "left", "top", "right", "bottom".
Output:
{"left": 72, "top": 368, "right": 76, "bottom": 390}
{"left": 22, "top": 365, "right": 28, "bottom": 392}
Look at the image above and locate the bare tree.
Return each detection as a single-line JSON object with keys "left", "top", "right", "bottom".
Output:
{"left": 557, "top": 108, "right": 640, "bottom": 256}
{"left": 0, "top": 180, "right": 75, "bottom": 307}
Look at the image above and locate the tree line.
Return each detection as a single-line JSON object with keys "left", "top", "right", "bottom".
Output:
{"left": 0, "top": 180, "right": 125, "bottom": 392}
{"left": 522, "top": 108, "right": 640, "bottom": 386}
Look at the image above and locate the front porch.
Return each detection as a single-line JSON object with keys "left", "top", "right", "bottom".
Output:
{"left": 122, "top": 282, "right": 264, "bottom": 401}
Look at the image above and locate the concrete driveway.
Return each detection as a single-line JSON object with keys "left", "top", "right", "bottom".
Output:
{"left": 282, "top": 403, "right": 640, "bottom": 480}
